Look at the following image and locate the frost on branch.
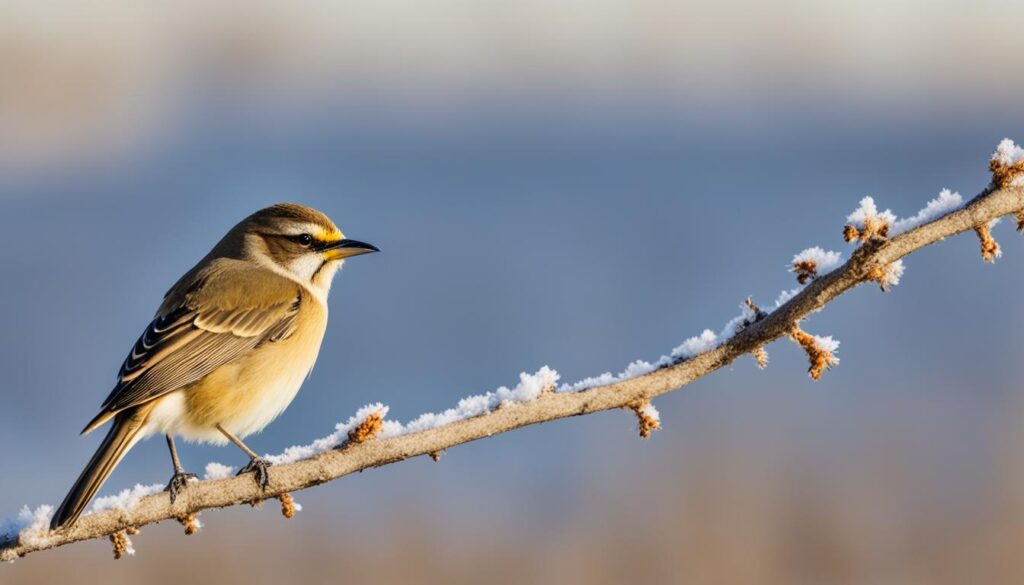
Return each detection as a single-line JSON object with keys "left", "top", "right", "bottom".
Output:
{"left": 789, "top": 325, "right": 840, "bottom": 380}
{"left": 262, "top": 403, "right": 395, "bottom": 465}
{"left": 1, "top": 483, "right": 168, "bottom": 561}
{"left": 558, "top": 298, "right": 771, "bottom": 393}
{"left": 775, "top": 288, "right": 801, "bottom": 308}
{"left": 843, "top": 196, "right": 942, "bottom": 291}
{"left": 261, "top": 368, "right": 561, "bottom": 467}
{"left": 401, "top": 367, "right": 560, "bottom": 433}
{"left": 666, "top": 298, "right": 765, "bottom": 365}
{"left": 1, "top": 505, "right": 53, "bottom": 561}
{"left": 891, "top": 189, "right": 963, "bottom": 234}
{"left": 843, "top": 190, "right": 965, "bottom": 244}
{"left": 791, "top": 247, "right": 842, "bottom": 284}
{"left": 991, "top": 138, "right": 1024, "bottom": 188}
{"left": 558, "top": 360, "right": 658, "bottom": 393}
{"left": 89, "top": 483, "right": 164, "bottom": 516}
{"left": 203, "top": 462, "right": 235, "bottom": 481}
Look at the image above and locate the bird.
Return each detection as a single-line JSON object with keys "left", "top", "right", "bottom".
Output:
{"left": 49, "top": 203, "right": 379, "bottom": 531}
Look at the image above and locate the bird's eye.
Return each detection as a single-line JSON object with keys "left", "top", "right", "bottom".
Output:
{"left": 297, "top": 234, "right": 313, "bottom": 247}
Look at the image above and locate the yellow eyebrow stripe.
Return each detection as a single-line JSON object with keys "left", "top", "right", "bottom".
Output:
{"left": 316, "top": 229, "right": 344, "bottom": 242}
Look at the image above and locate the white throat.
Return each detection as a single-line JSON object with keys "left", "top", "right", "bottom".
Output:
{"left": 251, "top": 252, "right": 341, "bottom": 306}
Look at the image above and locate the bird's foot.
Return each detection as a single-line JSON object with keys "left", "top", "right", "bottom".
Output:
{"left": 165, "top": 471, "right": 198, "bottom": 504}
{"left": 237, "top": 457, "right": 271, "bottom": 489}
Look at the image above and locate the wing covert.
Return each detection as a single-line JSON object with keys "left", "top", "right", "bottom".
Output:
{"left": 99, "top": 265, "right": 303, "bottom": 415}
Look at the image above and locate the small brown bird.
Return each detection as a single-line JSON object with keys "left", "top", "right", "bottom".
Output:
{"left": 50, "top": 204, "right": 378, "bottom": 530}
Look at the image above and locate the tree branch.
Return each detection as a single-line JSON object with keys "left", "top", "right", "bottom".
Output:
{"left": 4, "top": 169, "right": 1023, "bottom": 562}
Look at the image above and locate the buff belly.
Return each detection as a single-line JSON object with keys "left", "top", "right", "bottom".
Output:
{"left": 145, "top": 305, "right": 327, "bottom": 445}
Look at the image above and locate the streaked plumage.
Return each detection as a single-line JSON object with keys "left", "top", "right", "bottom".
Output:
{"left": 51, "top": 203, "right": 378, "bottom": 530}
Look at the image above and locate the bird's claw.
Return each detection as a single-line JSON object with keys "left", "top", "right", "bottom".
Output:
{"left": 165, "top": 471, "right": 198, "bottom": 503}
{"left": 238, "top": 457, "right": 271, "bottom": 489}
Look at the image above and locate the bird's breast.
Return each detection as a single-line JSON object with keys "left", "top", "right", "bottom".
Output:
{"left": 152, "top": 300, "right": 329, "bottom": 444}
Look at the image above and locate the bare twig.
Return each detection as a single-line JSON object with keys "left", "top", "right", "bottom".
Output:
{"left": 3, "top": 177, "right": 1022, "bottom": 562}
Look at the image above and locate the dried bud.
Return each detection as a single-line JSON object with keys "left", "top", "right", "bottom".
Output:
{"left": 1016, "top": 211, "right": 1024, "bottom": 233}
{"left": 843, "top": 224, "right": 860, "bottom": 243}
{"left": 752, "top": 346, "right": 769, "bottom": 369}
{"left": 793, "top": 260, "right": 817, "bottom": 284}
{"left": 975, "top": 223, "right": 1001, "bottom": 263}
{"left": 109, "top": 531, "right": 133, "bottom": 559}
{"left": 348, "top": 410, "right": 384, "bottom": 444}
{"left": 845, "top": 197, "right": 895, "bottom": 243}
{"left": 629, "top": 401, "right": 661, "bottom": 439}
{"left": 790, "top": 326, "right": 840, "bottom": 380}
{"left": 278, "top": 493, "right": 296, "bottom": 519}
{"left": 866, "top": 260, "right": 905, "bottom": 291}
{"left": 178, "top": 514, "right": 201, "bottom": 536}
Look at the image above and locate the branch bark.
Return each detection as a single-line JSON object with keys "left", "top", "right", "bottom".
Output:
{"left": 4, "top": 182, "right": 1023, "bottom": 562}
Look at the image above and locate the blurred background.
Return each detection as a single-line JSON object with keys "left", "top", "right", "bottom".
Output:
{"left": 2, "top": 1, "right": 1023, "bottom": 583}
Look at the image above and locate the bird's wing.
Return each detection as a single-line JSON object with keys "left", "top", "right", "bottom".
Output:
{"left": 97, "top": 262, "right": 303, "bottom": 416}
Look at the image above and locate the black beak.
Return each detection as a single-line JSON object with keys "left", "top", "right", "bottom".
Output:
{"left": 322, "top": 238, "right": 380, "bottom": 260}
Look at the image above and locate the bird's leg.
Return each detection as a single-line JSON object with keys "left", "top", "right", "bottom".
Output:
{"left": 216, "top": 423, "right": 271, "bottom": 489}
{"left": 164, "top": 435, "right": 197, "bottom": 503}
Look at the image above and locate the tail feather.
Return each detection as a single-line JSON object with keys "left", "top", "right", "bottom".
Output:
{"left": 80, "top": 409, "right": 115, "bottom": 436}
{"left": 50, "top": 406, "right": 152, "bottom": 531}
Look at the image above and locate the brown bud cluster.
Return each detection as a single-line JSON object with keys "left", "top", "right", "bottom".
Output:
{"left": 630, "top": 401, "right": 661, "bottom": 439}
{"left": 975, "top": 223, "right": 1001, "bottom": 263}
{"left": 790, "top": 326, "right": 839, "bottom": 381}
{"left": 752, "top": 346, "right": 769, "bottom": 369}
{"left": 109, "top": 531, "right": 131, "bottom": 560}
{"left": 990, "top": 157, "right": 1024, "bottom": 189}
{"left": 278, "top": 493, "right": 296, "bottom": 519}
{"left": 348, "top": 411, "right": 384, "bottom": 444}
{"left": 843, "top": 215, "right": 890, "bottom": 244}
{"left": 178, "top": 514, "right": 200, "bottom": 535}
{"left": 865, "top": 260, "right": 904, "bottom": 292}
{"left": 793, "top": 260, "right": 817, "bottom": 285}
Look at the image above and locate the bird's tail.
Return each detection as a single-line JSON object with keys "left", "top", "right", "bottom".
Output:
{"left": 50, "top": 405, "right": 154, "bottom": 531}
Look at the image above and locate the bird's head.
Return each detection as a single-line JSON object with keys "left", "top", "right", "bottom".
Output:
{"left": 233, "top": 203, "right": 379, "bottom": 293}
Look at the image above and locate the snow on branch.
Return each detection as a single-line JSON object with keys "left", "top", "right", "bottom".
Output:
{"left": 891, "top": 189, "right": 963, "bottom": 234}
{"left": 4, "top": 142, "right": 1024, "bottom": 563}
